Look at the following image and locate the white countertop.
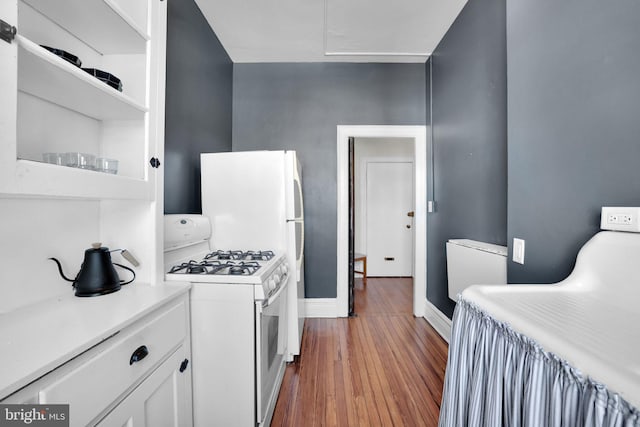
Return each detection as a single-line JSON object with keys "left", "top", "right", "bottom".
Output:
{"left": 0, "top": 282, "right": 190, "bottom": 399}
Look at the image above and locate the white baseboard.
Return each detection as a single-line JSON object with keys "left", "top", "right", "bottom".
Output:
{"left": 304, "top": 298, "right": 338, "bottom": 318}
{"left": 423, "top": 299, "right": 452, "bottom": 343}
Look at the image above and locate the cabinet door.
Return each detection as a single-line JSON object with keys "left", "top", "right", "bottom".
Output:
{"left": 96, "top": 347, "right": 192, "bottom": 427}
{"left": 0, "top": 1, "right": 18, "bottom": 191}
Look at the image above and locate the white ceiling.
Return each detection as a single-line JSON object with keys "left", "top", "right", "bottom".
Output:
{"left": 193, "top": 0, "right": 468, "bottom": 63}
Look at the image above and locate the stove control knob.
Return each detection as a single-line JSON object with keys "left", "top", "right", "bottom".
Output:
{"left": 268, "top": 279, "right": 276, "bottom": 291}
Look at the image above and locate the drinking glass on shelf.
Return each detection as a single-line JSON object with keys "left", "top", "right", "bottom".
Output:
{"left": 64, "top": 152, "right": 96, "bottom": 170}
{"left": 42, "top": 152, "right": 64, "bottom": 166}
{"left": 64, "top": 152, "right": 80, "bottom": 168}
{"left": 96, "top": 157, "right": 119, "bottom": 174}
{"left": 78, "top": 153, "right": 96, "bottom": 170}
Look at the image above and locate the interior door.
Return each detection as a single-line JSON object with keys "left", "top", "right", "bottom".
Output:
{"left": 366, "top": 162, "right": 413, "bottom": 276}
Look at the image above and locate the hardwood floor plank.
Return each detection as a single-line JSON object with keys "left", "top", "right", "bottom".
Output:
{"left": 337, "top": 322, "right": 360, "bottom": 426}
{"left": 272, "top": 278, "right": 449, "bottom": 426}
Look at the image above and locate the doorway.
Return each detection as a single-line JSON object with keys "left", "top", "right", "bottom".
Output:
{"left": 359, "top": 142, "right": 414, "bottom": 277}
{"left": 337, "top": 126, "right": 427, "bottom": 318}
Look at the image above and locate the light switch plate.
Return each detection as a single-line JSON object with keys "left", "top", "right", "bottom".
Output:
{"left": 513, "top": 238, "right": 525, "bottom": 264}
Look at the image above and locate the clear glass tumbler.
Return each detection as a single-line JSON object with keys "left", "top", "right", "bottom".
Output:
{"left": 96, "top": 157, "right": 118, "bottom": 174}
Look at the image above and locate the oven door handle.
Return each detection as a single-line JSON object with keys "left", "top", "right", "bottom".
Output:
{"left": 263, "top": 278, "right": 287, "bottom": 307}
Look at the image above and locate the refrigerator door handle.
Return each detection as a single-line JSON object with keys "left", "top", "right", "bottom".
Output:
{"left": 298, "top": 221, "right": 304, "bottom": 278}
{"left": 293, "top": 172, "right": 304, "bottom": 220}
{"left": 286, "top": 219, "right": 304, "bottom": 281}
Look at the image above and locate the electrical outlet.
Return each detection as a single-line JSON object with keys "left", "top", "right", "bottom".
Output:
{"left": 601, "top": 207, "right": 640, "bottom": 232}
{"left": 621, "top": 215, "right": 633, "bottom": 224}
{"left": 513, "top": 238, "right": 525, "bottom": 264}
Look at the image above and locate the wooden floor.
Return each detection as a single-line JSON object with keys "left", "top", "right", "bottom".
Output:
{"left": 271, "top": 278, "right": 449, "bottom": 427}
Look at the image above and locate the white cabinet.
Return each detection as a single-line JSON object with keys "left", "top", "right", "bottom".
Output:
{"left": 96, "top": 347, "right": 192, "bottom": 427}
{"left": 1, "top": 294, "right": 193, "bottom": 427}
{"left": 0, "top": 2, "right": 183, "bottom": 422}
{"left": 0, "top": 0, "right": 165, "bottom": 200}
{"left": 0, "top": 0, "right": 167, "bottom": 310}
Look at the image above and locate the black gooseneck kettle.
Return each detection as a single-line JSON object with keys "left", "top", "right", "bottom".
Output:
{"left": 49, "top": 243, "right": 136, "bottom": 297}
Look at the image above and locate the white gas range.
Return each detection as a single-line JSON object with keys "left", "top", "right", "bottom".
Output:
{"left": 164, "top": 215, "right": 288, "bottom": 427}
{"left": 166, "top": 249, "right": 289, "bottom": 300}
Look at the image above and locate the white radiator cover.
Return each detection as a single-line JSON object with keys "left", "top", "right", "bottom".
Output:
{"left": 446, "top": 239, "right": 507, "bottom": 301}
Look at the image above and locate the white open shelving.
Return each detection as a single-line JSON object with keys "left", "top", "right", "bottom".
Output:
{"left": 0, "top": 0, "right": 159, "bottom": 199}
{"left": 0, "top": 0, "right": 167, "bottom": 306}
{"left": 21, "top": 0, "right": 149, "bottom": 54}
{"left": 18, "top": 36, "right": 147, "bottom": 121}
{"left": 12, "top": 159, "right": 151, "bottom": 200}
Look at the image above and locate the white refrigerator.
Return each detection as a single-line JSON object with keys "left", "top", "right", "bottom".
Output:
{"left": 200, "top": 150, "right": 305, "bottom": 359}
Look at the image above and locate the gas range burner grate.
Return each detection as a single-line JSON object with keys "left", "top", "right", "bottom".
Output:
{"left": 168, "top": 260, "right": 225, "bottom": 274}
{"left": 167, "top": 260, "right": 262, "bottom": 276}
{"left": 205, "top": 250, "right": 244, "bottom": 261}
{"left": 204, "top": 250, "right": 276, "bottom": 262}
{"left": 243, "top": 250, "right": 275, "bottom": 261}
{"left": 223, "top": 261, "right": 261, "bottom": 276}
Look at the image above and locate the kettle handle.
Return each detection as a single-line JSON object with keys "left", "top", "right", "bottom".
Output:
{"left": 114, "top": 262, "right": 136, "bottom": 286}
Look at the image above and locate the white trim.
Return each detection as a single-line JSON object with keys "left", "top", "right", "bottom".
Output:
{"left": 324, "top": 51, "right": 431, "bottom": 57}
{"left": 423, "top": 299, "right": 452, "bottom": 343}
{"left": 337, "top": 125, "right": 428, "bottom": 318}
{"left": 304, "top": 298, "right": 338, "bottom": 318}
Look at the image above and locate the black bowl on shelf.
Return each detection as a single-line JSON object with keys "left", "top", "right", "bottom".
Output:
{"left": 40, "top": 45, "right": 82, "bottom": 67}
{"left": 82, "top": 68, "right": 123, "bottom": 92}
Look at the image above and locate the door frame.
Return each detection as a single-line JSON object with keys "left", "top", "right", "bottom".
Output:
{"left": 337, "top": 125, "right": 427, "bottom": 317}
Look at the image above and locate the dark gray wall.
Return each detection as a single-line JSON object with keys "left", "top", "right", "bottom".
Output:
{"left": 233, "top": 63, "right": 426, "bottom": 298}
{"left": 428, "top": 0, "right": 507, "bottom": 317}
{"left": 164, "top": 0, "right": 233, "bottom": 214}
{"left": 507, "top": 0, "right": 640, "bottom": 283}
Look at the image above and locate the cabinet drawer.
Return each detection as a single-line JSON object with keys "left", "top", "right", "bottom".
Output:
{"left": 39, "top": 300, "right": 187, "bottom": 427}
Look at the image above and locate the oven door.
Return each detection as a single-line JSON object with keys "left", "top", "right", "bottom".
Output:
{"left": 255, "top": 281, "right": 288, "bottom": 426}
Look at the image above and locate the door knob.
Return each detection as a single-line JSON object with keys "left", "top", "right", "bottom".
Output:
{"left": 407, "top": 211, "right": 414, "bottom": 217}
{"left": 406, "top": 225, "right": 411, "bottom": 229}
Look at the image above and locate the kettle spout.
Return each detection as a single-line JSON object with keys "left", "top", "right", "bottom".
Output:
{"left": 49, "top": 258, "right": 76, "bottom": 283}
